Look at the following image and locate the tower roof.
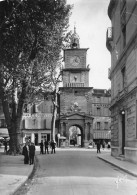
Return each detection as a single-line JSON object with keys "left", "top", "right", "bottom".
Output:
{"left": 70, "top": 26, "right": 80, "bottom": 49}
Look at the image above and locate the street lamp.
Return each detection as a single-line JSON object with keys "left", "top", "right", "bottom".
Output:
{"left": 121, "top": 110, "right": 125, "bottom": 115}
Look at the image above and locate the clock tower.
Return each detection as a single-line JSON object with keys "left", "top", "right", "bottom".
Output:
{"left": 63, "top": 27, "right": 90, "bottom": 87}
{"left": 59, "top": 27, "right": 93, "bottom": 147}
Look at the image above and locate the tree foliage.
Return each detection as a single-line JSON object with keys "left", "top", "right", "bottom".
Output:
{"left": 0, "top": 0, "right": 72, "bottom": 154}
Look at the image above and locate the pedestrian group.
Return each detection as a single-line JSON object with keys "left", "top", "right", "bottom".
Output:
{"left": 22, "top": 142, "right": 35, "bottom": 165}
{"left": 40, "top": 139, "right": 56, "bottom": 154}
{"left": 22, "top": 139, "right": 56, "bottom": 165}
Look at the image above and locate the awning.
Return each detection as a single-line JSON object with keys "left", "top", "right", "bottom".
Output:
{"left": 0, "top": 128, "right": 9, "bottom": 137}
{"left": 59, "top": 136, "right": 66, "bottom": 140}
{"left": 93, "top": 131, "right": 111, "bottom": 139}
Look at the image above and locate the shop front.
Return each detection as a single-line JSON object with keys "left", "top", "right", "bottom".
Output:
{"left": 93, "top": 130, "right": 111, "bottom": 146}
{"left": 22, "top": 130, "right": 51, "bottom": 145}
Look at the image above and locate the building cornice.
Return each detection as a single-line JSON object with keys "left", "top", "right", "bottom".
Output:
{"left": 109, "top": 84, "right": 137, "bottom": 110}
{"left": 108, "top": 0, "right": 118, "bottom": 20}
{"left": 64, "top": 48, "right": 89, "bottom": 51}
{"left": 60, "top": 112, "right": 94, "bottom": 120}
{"left": 62, "top": 68, "right": 90, "bottom": 72}
{"left": 59, "top": 87, "right": 93, "bottom": 90}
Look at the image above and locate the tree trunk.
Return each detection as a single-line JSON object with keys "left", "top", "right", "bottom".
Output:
{"left": 0, "top": 79, "right": 27, "bottom": 155}
{"left": 8, "top": 117, "right": 22, "bottom": 155}
{"left": 51, "top": 91, "right": 57, "bottom": 141}
{"left": 8, "top": 131, "right": 22, "bottom": 155}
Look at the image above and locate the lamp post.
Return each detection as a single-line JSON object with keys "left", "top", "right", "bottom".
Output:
{"left": 57, "top": 133, "right": 60, "bottom": 147}
{"left": 121, "top": 110, "right": 125, "bottom": 154}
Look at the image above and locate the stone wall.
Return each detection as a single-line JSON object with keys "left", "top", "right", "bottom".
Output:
{"left": 60, "top": 88, "right": 92, "bottom": 115}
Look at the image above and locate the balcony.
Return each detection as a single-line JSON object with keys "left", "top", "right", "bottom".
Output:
{"left": 66, "top": 83, "right": 84, "bottom": 87}
{"left": 106, "top": 27, "right": 113, "bottom": 52}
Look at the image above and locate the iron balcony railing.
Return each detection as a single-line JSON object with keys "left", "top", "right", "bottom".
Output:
{"left": 66, "top": 83, "right": 84, "bottom": 87}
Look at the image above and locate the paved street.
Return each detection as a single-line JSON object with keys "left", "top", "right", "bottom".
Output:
{"left": 22, "top": 149, "right": 137, "bottom": 195}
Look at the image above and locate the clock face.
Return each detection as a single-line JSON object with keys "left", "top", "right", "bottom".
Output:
{"left": 70, "top": 56, "right": 80, "bottom": 66}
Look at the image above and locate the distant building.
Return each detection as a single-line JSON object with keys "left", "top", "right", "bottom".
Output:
{"left": 22, "top": 96, "right": 53, "bottom": 145}
{"left": 0, "top": 95, "right": 53, "bottom": 145}
{"left": 0, "top": 101, "right": 8, "bottom": 138}
{"left": 106, "top": 0, "right": 137, "bottom": 163}
{"left": 92, "top": 89, "right": 111, "bottom": 145}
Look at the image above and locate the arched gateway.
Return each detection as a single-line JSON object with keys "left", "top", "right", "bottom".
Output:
{"left": 59, "top": 113, "right": 93, "bottom": 147}
{"left": 58, "top": 27, "right": 94, "bottom": 147}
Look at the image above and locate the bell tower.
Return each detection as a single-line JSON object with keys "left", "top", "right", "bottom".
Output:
{"left": 63, "top": 27, "right": 90, "bottom": 87}
{"left": 59, "top": 27, "right": 93, "bottom": 147}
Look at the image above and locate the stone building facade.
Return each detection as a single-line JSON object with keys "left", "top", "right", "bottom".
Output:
{"left": 22, "top": 97, "right": 53, "bottom": 145}
{"left": 92, "top": 89, "right": 111, "bottom": 144}
{"left": 106, "top": 0, "right": 137, "bottom": 163}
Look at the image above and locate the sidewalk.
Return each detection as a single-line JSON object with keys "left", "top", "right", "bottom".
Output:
{"left": 0, "top": 147, "right": 34, "bottom": 195}
{"left": 97, "top": 152, "right": 137, "bottom": 177}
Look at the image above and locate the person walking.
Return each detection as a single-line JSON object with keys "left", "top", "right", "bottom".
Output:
{"left": 102, "top": 140, "right": 105, "bottom": 150}
{"left": 44, "top": 139, "right": 49, "bottom": 154}
{"left": 108, "top": 141, "right": 111, "bottom": 149}
{"left": 29, "top": 142, "right": 35, "bottom": 165}
{"left": 22, "top": 143, "right": 29, "bottom": 164}
{"left": 40, "top": 140, "right": 44, "bottom": 154}
{"left": 97, "top": 141, "right": 101, "bottom": 153}
{"left": 50, "top": 140, "right": 56, "bottom": 154}
{"left": 4, "top": 140, "right": 7, "bottom": 154}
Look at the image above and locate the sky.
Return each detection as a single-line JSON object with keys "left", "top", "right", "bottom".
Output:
{"left": 66, "top": 0, "right": 111, "bottom": 90}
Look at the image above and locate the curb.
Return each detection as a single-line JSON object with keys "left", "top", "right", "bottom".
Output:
{"left": 97, "top": 156, "right": 137, "bottom": 177}
{"left": 12, "top": 156, "right": 37, "bottom": 195}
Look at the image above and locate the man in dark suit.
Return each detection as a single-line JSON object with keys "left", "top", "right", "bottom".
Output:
{"left": 50, "top": 140, "right": 56, "bottom": 154}
{"left": 4, "top": 140, "right": 7, "bottom": 154}
{"left": 97, "top": 141, "right": 101, "bottom": 153}
{"left": 22, "top": 143, "right": 29, "bottom": 164}
{"left": 40, "top": 140, "right": 44, "bottom": 154}
{"left": 44, "top": 139, "right": 49, "bottom": 154}
{"left": 29, "top": 142, "right": 35, "bottom": 165}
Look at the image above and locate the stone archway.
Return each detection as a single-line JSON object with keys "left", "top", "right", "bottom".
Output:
{"left": 69, "top": 125, "right": 82, "bottom": 146}
{"left": 66, "top": 123, "right": 84, "bottom": 147}
{"left": 59, "top": 113, "right": 94, "bottom": 147}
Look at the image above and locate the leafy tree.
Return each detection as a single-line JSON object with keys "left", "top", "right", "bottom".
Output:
{"left": 0, "top": 0, "right": 72, "bottom": 154}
